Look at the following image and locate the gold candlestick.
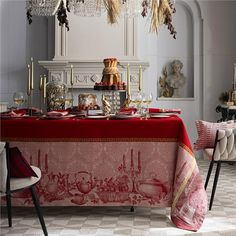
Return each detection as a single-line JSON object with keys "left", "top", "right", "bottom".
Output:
{"left": 27, "top": 64, "right": 31, "bottom": 114}
{"left": 70, "top": 64, "right": 74, "bottom": 107}
{"left": 127, "top": 64, "right": 130, "bottom": 97}
{"left": 139, "top": 65, "right": 142, "bottom": 92}
{"left": 43, "top": 75, "right": 47, "bottom": 110}
{"left": 31, "top": 57, "right": 34, "bottom": 90}
{"left": 39, "top": 75, "right": 43, "bottom": 110}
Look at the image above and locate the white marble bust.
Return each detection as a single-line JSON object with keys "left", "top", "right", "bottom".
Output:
{"left": 166, "top": 60, "right": 186, "bottom": 97}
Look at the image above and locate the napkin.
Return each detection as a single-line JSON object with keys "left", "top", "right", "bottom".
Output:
{"left": 149, "top": 108, "right": 181, "bottom": 114}
{"left": 18, "top": 108, "right": 42, "bottom": 115}
{"left": 46, "top": 110, "right": 69, "bottom": 117}
{"left": 117, "top": 108, "right": 137, "bottom": 115}
{"left": 0, "top": 110, "right": 26, "bottom": 117}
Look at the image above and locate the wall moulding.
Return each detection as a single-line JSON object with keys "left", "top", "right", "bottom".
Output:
{"left": 52, "top": 14, "right": 139, "bottom": 61}
{"left": 38, "top": 60, "right": 149, "bottom": 89}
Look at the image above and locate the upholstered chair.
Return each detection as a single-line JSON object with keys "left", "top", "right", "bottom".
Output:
{"left": 204, "top": 129, "right": 236, "bottom": 210}
{"left": 0, "top": 142, "right": 48, "bottom": 236}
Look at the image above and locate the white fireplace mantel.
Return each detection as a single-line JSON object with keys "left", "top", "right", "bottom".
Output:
{"left": 39, "top": 60, "right": 149, "bottom": 89}
{"left": 39, "top": 14, "right": 149, "bottom": 90}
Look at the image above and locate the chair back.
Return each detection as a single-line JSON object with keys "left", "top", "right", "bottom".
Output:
{"left": 0, "top": 142, "right": 7, "bottom": 193}
{"left": 213, "top": 129, "right": 236, "bottom": 161}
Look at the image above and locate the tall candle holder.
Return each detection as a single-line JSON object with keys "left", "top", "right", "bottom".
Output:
{"left": 123, "top": 64, "right": 131, "bottom": 108}
{"left": 43, "top": 75, "right": 47, "bottom": 111}
{"left": 70, "top": 64, "right": 74, "bottom": 107}
{"left": 39, "top": 75, "right": 43, "bottom": 110}
{"left": 27, "top": 64, "right": 32, "bottom": 115}
{"left": 139, "top": 65, "right": 142, "bottom": 93}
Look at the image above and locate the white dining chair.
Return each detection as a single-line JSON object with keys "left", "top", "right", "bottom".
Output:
{"left": 0, "top": 142, "right": 48, "bottom": 236}
{"left": 204, "top": 129, "right": 236, "bottom": 210}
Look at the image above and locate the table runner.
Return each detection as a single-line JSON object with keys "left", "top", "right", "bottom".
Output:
{"left": 0, "top": 116, "right": 207, "bottom": 231}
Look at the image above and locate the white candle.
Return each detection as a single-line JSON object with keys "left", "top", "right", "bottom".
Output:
{"left": 39, "top": 75, "right": 43, "bottom": 91}
{"left": 31, "top": 57, "right": 34, "bottom": 90}
{"left": 70, "top": 64, "right": 74, "bottom": 86}
{"left": 139, "top": 65, "right": 142, "bottom": 92}
{"left": 127, "top": 64, "right": 130, "bottom": 97}
{"left": 27, "top": 64, "right": 31, "bottom": 96}
{"left": 43, "top": 75, "right": 47, "bottom": 99}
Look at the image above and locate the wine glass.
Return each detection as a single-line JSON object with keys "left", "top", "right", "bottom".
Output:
{"left": 65, "top": 92, "right": 73, "bottom": 109}
{"left": 130, "top": 92, "right": 142, "bottom": 113}
{"left": 13, "top": 92, "right": 25, "bottom": 109}
{"left": 142, "top": 92, "right": 153, "bottom": 118}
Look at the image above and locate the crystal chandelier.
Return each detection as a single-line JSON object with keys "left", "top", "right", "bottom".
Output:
{"left": 26, "top": 0, "right": 176, "bottom": 38}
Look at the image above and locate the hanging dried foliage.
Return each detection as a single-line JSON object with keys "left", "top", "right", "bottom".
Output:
{"left": 145, "top": 0, "right": 176, "bottom": 39}
{"left": 26, "top": 0, "right": 176, "bottom": 39}
{"left": 103, "top": 0, "right": 122, "bottom": 24}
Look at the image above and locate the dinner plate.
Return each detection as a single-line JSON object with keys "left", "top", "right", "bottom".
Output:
{"left": 114, "top": 114, "right": 141, "bottom": 119}
{"left": 150, "top": 112, "right": 177, "bottom": 116}
{"left": 42, "top": 114, "right": 76, "bottom": 120}
{"left": 150, "top": 114, "right": 170, "bottom": 118}
{"left": 86, "top": 115, "right": 109, "bottom": 119}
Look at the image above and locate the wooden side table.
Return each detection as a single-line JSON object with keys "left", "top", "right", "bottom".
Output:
{"left": 216, "top": 104, "right": 236, "bottom": 121}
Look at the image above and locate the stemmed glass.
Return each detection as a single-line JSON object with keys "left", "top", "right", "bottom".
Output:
{"left": 64, "top": 92, "right": 73, "bottom": 109}
{"left": 142, "top": 92, "right": 153, "bottom": 119}
{"left": 13, "top": 92, "right": 26, "bottom": 109}
{"left": 130, "top": 92, "right": 142, "bottom": 114}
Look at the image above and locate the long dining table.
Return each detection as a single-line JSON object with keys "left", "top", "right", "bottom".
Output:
{"left": 0, "top": 115, "right": 207, "bottom": 231}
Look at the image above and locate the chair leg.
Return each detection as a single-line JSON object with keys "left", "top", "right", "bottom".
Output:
{"left": 6, "top": 192, "right": 12, "bottom": 227}
{"left": 205, "top": 160, "right": 214, "bottom": 190}
{"left": 30, "top": 186, "right": 48, "bottom": 236}
{"left": 209, "top": 162, "right": 221, "bottom": 211}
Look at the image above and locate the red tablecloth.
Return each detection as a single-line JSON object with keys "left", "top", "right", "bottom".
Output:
{"left": 0, "top": 116, "right": 190, "bottom": 145}
{"left": 0, "top": 116, "right": 207, "bottom": 231}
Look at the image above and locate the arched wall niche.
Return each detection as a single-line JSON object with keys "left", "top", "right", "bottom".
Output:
{"left": 157, "top": 0, "right": 203, "bottom": 101}
{"left": 154, "top": 0, "right": 203, "bottom": 143}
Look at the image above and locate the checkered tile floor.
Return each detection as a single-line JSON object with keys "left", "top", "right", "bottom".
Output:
{"left": 1, "top": 159, "right": 236, "bottom": 236}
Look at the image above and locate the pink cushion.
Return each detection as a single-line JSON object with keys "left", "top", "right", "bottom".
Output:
{"left": 194, "top": 120, "right": 236, "bottom": 150}
{"left": 9, "top": 147, "right": 38, "bottom": 178}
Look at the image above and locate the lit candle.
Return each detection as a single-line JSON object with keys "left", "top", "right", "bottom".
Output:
{"left": 43, "top": 75, "right": 47, "bottom": 99}
{"left": 30, "top": 57, "right": 34, "bottom": 90}
{"left": 127, "top": 64, "right": 130, "bottom": 97}
{"left": 70, "top": 64, "right": 74, "bottom": 86}
{"left": 27, "top": 64, "right": 31, "bottom": 96}
{"left": 139, "top": 65, "right": 142, "bottom": 92}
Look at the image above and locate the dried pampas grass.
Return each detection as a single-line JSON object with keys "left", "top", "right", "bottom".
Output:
{"left": 149, "top": 0, "right": 176, "bottom": 38}
{"left": 103, "top": 0, "right": 121, "bottom": 24}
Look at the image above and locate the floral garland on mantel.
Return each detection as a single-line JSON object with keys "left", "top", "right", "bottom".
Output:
{"left": 26, "top": 0, "right": 176, "bottom": 39}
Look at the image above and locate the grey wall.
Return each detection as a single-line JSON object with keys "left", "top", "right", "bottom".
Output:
{"left": 0, "top": 0, "right": 48, "bottom": 107}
